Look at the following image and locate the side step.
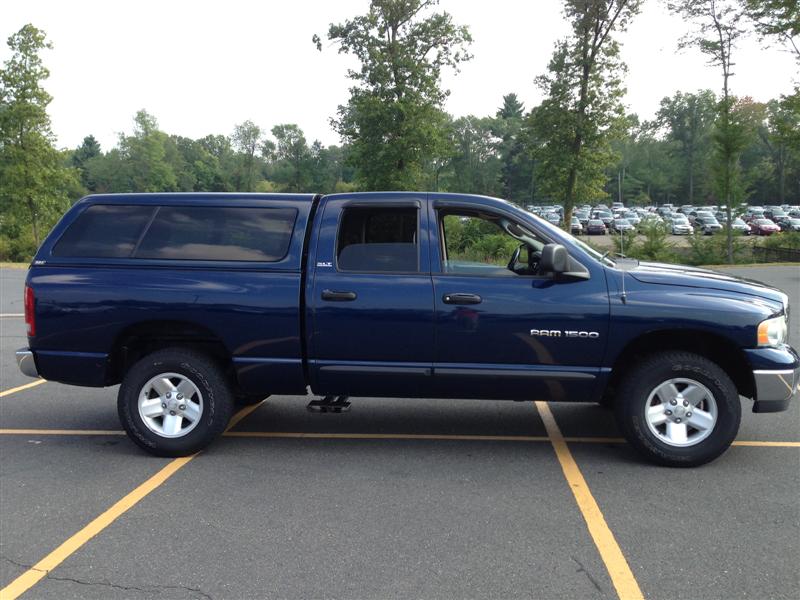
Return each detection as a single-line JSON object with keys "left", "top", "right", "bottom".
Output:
{"left": 307, "top": 395, "right": 351, "bottom": 413}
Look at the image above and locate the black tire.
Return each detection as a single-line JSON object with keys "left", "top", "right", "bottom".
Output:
{"left": 614, "top": 351, "right": 741, "bottom": 467}
{"left": 118, "top": 348, "right": 234, "bottom": 457}
{"left": 235, "top": 393, "right": 269, "bottom": 406}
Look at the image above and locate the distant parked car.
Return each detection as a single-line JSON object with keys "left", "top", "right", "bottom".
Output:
{"left": 749, "top": 218, "right": 781, "bottom": 236}
{"left": 591, "top": 210, "right": 613, "bottom": 227}
{"left": 610, "top": 218, "right": 635, "bottom": 234}
{"left": 671, "top": 216, "right": 694, "bottom": 235}
{"left": 586, "top": 219, "right": 607, "bottom": 235}
{"left": 777, "top": 217, "right": 800, "bottom": 232}
{"left": 729, "top": 217, "right": 751, "bottom": 234}
{"left": 694, "top": 216, "right": 723, "bottom": 235}
{"left": 570, "top": 217, "right": 583, "bottom": 235}
{"left": 544, "top": 212, "right": 561, "bottom": 226}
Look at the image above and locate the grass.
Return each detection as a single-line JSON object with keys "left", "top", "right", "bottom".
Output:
{"left": 0, "top": 262, "right": 29, "bottom": 269}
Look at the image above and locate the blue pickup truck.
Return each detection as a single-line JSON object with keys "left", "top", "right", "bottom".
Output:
{"left": 16, "top": 192, "right": 799, "bottom": 466}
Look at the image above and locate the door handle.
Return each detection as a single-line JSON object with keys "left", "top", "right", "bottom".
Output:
{"left": 442, "top": 293, "right": 482, "bottom": 305}
{"left": 321, "top": 289, "right": 358, "bottom": 301}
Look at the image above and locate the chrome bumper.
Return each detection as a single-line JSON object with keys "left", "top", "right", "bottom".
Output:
{"left": 753, "top": 367, "right": 800, "bottom": 413}
{"left": 15, "top": 348, "right": 39, "bottom": 378}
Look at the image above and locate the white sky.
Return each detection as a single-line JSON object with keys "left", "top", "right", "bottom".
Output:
{"left": 2, "top": 0, "right": 797, "bottom": 151}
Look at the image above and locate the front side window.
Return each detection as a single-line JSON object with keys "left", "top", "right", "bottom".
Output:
{"left": 135, "top": 206, "right": 296, "bottom": 261}
{"left": 336, "top": 207, "right": 419, "bottom": 272}
{"left": 439, "top": 212, "right": 546, "bottom": 277}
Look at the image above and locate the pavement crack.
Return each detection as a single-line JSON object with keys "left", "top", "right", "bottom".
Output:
{"left": 1, "top": 554, "right": 212, "bottom": 599}
{"left": 571, "top": 555, "right": 605, "bottom": 595}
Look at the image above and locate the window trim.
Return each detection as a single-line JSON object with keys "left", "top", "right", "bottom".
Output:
{"left": 334, "top": 204, "right": 422, "bottom": 275}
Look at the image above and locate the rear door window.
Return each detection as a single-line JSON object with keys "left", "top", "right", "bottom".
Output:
{"left": 52, "top": 205, "right": 154, "bottom": 258}
{"left": 135, "top": 206, "right": 297, "bottom": 261}
{"left": 336, "top": 207, "right": 419, "bottom": 272}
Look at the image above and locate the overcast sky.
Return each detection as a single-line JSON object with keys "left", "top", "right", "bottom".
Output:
{"left": 2, "top": 0, "right": 797, "bottom": 151}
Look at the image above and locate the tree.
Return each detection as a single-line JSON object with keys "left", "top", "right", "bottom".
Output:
{"left": 493, "top": 93, "right": 532, "bottom": 203}
{"left": 756, "top": 98, "right": 799, "bottom": 202}
{"left": 656, "top": 90, "right": 717, "bottom": 203}
{"left": 525, "top": 0, "right": 641, "bottom": 228}
{"left": 270, "top": 124, "right": 311, "bottom": 192}
{"left": 741, "top": 0, "right": 800, "bottom": 59}
{"left": 117, "top": 110, "right": 178, "bottom": 192}
{"left": 232, "top": 120, "right": 263, "bottom": 191}
{"left": 71, "top": 135, "right": 101, "bottom": 190}
{"left": 448, "top": 115, "right": 502, "bottom": 196}
{"left": 0, "top": 24, "right": 80, "bottom": 248}
{"left": 316, "top": 0, "right": 472, "bottom": 189}
{"left": 669, "top": 0, "right": 748, "bottom": 262}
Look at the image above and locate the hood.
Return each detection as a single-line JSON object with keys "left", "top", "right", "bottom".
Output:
{"left": 629, "top": 261, "right": 788, "bottom": 310}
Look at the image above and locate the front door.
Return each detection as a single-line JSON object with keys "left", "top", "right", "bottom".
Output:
{"left": 429, "top": 201, "right": 610, "bottom": 401}
{"left": 308, "top": 194, "right": 435, "bottom": 398}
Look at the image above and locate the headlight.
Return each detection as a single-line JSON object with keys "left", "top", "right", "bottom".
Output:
{"left": 757, "top": 315, "right": 788, "bottom": 347}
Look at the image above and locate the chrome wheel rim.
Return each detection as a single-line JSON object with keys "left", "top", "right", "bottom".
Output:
{"left": 138, "top": 372, "right": 203, "bottom": 438}
{"left": 645, "top": 378, "right": 718, "bottom": 447}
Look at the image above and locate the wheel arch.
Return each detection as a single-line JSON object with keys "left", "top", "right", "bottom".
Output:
{"left": 106, "top": 320, "right": 233, "bottom": 386}
{"left": 604, "top": 329, "right": 754, "bottom": 404}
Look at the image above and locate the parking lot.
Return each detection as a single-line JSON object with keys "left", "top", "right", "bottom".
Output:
{"left": 1, "top": 265, "right": 798, "bottom": 600}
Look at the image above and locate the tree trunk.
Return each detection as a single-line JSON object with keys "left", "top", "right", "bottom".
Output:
{"left": 26, "top": 197, "right": 40, "bottom": 247}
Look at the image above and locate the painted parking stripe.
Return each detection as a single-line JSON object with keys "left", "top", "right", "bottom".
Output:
{"left": 535, "top": 401, "right": 645, "bottom": 600}
{"left": 0, "top": 380, "right": 46, "bottom": 398}
{"left": 0, "top": 313, "right": 24, "bottom": 318}
{"left": 0, "top": 403, "right": 263, "bottom": 600}
{"left": 0, "top": 428, "right": 797, "bottom": 448}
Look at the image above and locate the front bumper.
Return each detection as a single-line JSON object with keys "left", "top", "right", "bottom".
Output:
{"left": 16, "top": 348, "right": 39, "bottom": 378}
{"left": 753, "top": 367, "right": 800, "bottom": 412}
{"left": 748, "top": 346, "right": 800, "bottom": 413}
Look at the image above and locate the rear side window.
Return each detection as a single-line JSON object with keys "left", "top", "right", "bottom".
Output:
{"left": 135, "top": 206, "right": 296, "bottom": 262}
{"left": 336, "top": 207, "right": 418, "bottom": 272}
{"left": 53, "top": 205, "right": 153, "bottom": 258}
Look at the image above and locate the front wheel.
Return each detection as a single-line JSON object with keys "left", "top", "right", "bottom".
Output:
{"left": 614, "top": 351, "right": 741, "bottom": 467}
{"left": 118, "top": 348, "right": 234, "bottom": 457}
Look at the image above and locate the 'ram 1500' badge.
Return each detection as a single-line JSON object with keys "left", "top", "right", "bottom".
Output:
{"left": 530, "top": 329, "right": 599, "bottom": 339}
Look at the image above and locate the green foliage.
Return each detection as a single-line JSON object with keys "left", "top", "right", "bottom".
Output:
{"left": 620, "top": 221, "right": 678, "bottom": 263}
{"left": 656, "top": 90, "right": 717, "bottom": 203}
{"left": 760, "top": 231, "right": 800, "bottom": 250}
{"left": 687, "top": 230, "right": 749, "bottom": 264}
{"left": 741, "top": 0, "right": 800, "bottom": 59}
{"left": 318, "top": 0, "right": 472, "bottom": 190}
{"left": 0, "top": 24, "right": 82, "bottom": 248}
{"left": 523, "top": 0, "right": 642, "bottom": 227}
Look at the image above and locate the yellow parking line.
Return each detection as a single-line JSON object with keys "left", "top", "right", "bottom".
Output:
{"left": 0, "top": 427, "right": 798, "bottom": 448}
{"left": 535, "top": 401, "right": 644, "bottom": 600}
{"left": 0, "top": 404, "right": 262, "bottom": 600}
{"left": 732, "top": 440, "right": 800, "bottom": 447}
{"left": 0, "top": 429, "right": 124, "bottom": 436}
{"left": 0, "top": 379, "right": 46, "bottom": 398}
{"left": 0, "top": 455, "right": 196, "bottom": 600}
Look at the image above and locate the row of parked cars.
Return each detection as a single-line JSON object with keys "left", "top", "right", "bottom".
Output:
{"left": 526, "top": 202, "right": 800, "bottom": 237}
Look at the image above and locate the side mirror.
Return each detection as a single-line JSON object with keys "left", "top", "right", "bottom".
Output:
{"left": 540, "top": 243, "right": 568, "bottom": 274}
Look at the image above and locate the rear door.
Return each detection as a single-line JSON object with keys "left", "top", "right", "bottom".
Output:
{"left": 307, "top": 194, "right": 435, "bottom": 397}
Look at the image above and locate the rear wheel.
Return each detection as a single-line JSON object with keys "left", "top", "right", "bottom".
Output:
{"left": 118, "top": 348, "right": 234, "bottom": 457}
{"left": 614, "top": 351, "right": 741, "bottom": 467}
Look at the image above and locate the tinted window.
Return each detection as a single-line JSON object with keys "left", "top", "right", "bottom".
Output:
{"left": 53, "top": 205, "right": 153, "bottom": 258}
{"left": 337, "top": 207, "right": 418, "bottom": 272}
{"left": 136, "top": 206, "right": 296, "bottom": 261}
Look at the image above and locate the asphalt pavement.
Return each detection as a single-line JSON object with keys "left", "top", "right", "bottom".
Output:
{"left": 0, "top": 264, "right": 798, "bottom": 599}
